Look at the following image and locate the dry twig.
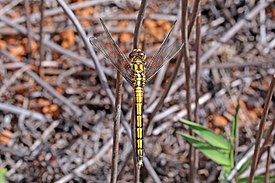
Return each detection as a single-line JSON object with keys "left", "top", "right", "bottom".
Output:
{"left": 248, "top": 75, "right": 275, "bottom": 183}
{"left": 110, "top": 72, "right": 123, "bottom": 183}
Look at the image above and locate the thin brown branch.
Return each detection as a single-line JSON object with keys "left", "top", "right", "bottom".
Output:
{"left": 248, "top": 75, "right": 275, "bottom": 183}
{"left": 133, "top": 0, "right": 147, "bottom": 49}
{"left": 194, "top": 12, "right": 202, "bottom": 177}
{"left": 24, "top": 0, "right": 32, "bottom": 58}
{"left": 182, "top": 0, "right": 191, "bottom": 121}
{"left": 259, "top": 119, "right": 275, "bottom": 160}
{"left": 194, "top": 14, "right": 201, "bottom": 125}
{"left": 111, "top": 72, "right": 123, "bottom": 183}
{"left": 38, "top": 0, "right": 45, "bottom": 77}
{"left": 264, "top": 145, "right": 271, "bottom": 183}
{"left": 181, "top": 0, "right": 195, "bottom": 181}
{"left": 188, "top": 0, "right": 201, "bottom": 37}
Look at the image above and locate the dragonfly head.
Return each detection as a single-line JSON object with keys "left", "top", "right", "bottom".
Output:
{"left": 129, "top": 49, "right": 146, "bottom": 61}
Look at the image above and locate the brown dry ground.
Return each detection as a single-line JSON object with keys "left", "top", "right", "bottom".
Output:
{"left": 0, "top": 0, "right": 274, "bottom": 182}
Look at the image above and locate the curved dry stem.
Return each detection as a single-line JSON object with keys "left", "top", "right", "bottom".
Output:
{"left": 133, "top": 0, "right": 147, "bottom": 49}
{"left": 56, "top": 0, "right": 115, "bottom": 107}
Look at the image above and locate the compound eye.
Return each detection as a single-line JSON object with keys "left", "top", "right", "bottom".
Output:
{"left": 129, "top": 51, "right": 135, "bottom": 59}
{"left": 139, "top": 51, "right": 145, "bottom": 56}
{"left": 138, "top": 51, "right": 146, "bottom": 59}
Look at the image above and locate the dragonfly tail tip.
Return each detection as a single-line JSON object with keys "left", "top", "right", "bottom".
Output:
{"left": 137, "top": 161, "right": 143, "bottom": 169}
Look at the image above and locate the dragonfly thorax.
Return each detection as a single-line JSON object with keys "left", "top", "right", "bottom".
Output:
{"left": 131, "top": 59, "right": 146, "bottom": 87}
{"left": 132, "top": 59, "right": 145, "bottom": 73}
{"left": 129, "top": 49, "right": 146, "bottom": 86}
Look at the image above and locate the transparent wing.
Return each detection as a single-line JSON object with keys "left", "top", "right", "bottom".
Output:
{"left": 145, "top": 22, "right": 184, "bottom": 82}
{"left": 89, "top": 18, "right": 132, "bottom": 84}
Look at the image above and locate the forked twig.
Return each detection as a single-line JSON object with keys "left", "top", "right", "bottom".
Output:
{"left": 188, "top": 0, "right": 201, "bottom": 37}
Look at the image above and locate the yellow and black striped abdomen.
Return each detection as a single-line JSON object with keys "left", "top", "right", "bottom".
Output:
{"left": 134, "top": 86, "right": 144, "bottom": 167}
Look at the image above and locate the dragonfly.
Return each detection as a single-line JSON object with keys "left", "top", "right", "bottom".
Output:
{"left": 89, "top": 18, "right": 184, "bottom": 168}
